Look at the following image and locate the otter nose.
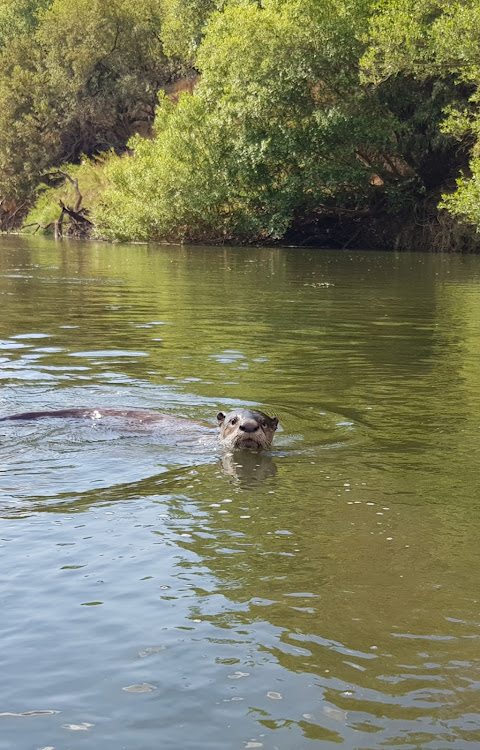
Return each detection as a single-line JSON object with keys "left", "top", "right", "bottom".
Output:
{"left": 239, "top": 419, "right": 259, "bottom": 433}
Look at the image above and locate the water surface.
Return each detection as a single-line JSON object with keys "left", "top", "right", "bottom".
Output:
{"left": 1, "top": 236, "right": 480, "bottom": 749}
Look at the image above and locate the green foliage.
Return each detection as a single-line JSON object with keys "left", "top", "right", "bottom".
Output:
{"left": 24, "top": 157, "right": 110, "bottom": 233}
{"left": 10, "top": 0, "right": 480, "bottom": 244}
{"left": 364, "top": 0, "right": 480, "bottom": 84}
{"left": 98, "top": 0, "right": 410, "bottom": 242}
{"left": 441, "top": 161, "right": 480, "bottom": 228}
{"left": 363, "top": 0, "right": 480, "bottom": 230}
{"left": 96, "top": 93, "right": 233, "bottom": 241}
{"left": 0, "top": 0, "right": 52, "bottom": 47}
{"left": 97, "top": 0, "right": 480, "bottom": 244}
{"left": 0, "top": 0, "right": 179, "bottom": 200}
{"left": 160, "top": 0, "right": 219, "bottom": 61}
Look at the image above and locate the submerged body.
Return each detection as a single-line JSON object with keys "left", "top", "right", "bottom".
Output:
{"left": 0, "top": 407, "right": 279, "bottom": 450}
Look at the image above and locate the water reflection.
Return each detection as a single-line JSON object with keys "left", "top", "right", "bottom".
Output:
{"left": 1, "top": 236, "right": 480, "bottom": 749}
{"left": 220, "top": 450, "right": 278, "bottom": 485}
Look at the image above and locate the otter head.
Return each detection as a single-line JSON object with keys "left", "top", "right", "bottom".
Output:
{"left": 217, "top": 409, "right": 279, "bottom": 450}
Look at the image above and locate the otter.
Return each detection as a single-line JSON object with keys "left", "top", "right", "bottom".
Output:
{"left": 0, "top": 407, "right": 279, "bottom": 450}
{"left": 216, "top": 409, "right": 278, "bottom": 450}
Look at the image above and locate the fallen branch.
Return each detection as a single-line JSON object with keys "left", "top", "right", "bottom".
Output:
{"left": 58, "top": 200, "right": 93, "bottom": 226}
{"left": 22, "top": 221, "right": 55, "bottom": 234}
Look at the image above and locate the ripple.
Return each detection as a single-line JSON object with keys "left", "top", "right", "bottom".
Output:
{"left": 122, "top": 683, "right": 157, "bottom": 693}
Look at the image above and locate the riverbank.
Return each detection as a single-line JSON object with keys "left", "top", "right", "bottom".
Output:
{"left": 5, "top": 198, "right": 480, "bottom": 253}
{"left": 3, "top": 2, "right": 480, "bottom": 253}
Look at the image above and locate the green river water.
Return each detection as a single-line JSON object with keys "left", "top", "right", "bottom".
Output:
{"left": 1, "top": 236, "right": 480, "bottom": 750}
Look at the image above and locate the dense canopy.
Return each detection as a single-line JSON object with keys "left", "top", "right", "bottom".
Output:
{"left": 1, "top": 0, "right": 480, "bottom": 249}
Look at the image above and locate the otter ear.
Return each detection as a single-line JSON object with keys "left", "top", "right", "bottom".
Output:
{"left": 271, "top": 417, "right": 279, "bottom": 430}
{"left": 217, "top": 412, "right": 226, "bottom": 425}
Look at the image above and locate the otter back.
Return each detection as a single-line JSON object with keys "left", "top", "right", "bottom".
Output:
{"left": 1, "top": 406, "right": 279, "bottom": 449}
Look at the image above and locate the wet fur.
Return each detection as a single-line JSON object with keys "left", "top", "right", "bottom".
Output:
{"left": 0, "top": 407, "right": 279, "bottom": 450}
{"left": 217, "top": 409, "right": 278, "bottom": 450}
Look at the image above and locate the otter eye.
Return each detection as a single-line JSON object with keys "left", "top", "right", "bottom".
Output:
{"left": 262, "top": 419, "right": 268, "bottom": 427}
{"left": 231, "top": 417, "right": 238, "bottom": 425}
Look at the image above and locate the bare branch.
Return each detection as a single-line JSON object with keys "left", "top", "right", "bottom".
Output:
{"left": 58, "top": 200, "right": 93, "bottom": 226}
{"left": 42, "top": 170, "right": 84, "bottom": 213}
{"left": 22, "top": 221, "right": 55, "bottom": 234}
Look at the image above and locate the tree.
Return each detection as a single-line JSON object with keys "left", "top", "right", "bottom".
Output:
{"left": 17, "top": 0, "right": 480, "bottom": 246}
{"left": 160, "top": 0, "right": 219, "bottom": 61}
{"left": 97, "top": 0, "right": 409, "bottom": 242}
{"left": 0, "top": 0, "right": 51, "bottom": 47}
{"left": 0, "top": 0, "right": 179, "bottom": 200}
{"left": 363, "top": 0, "right": 480, "bottom": 231}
